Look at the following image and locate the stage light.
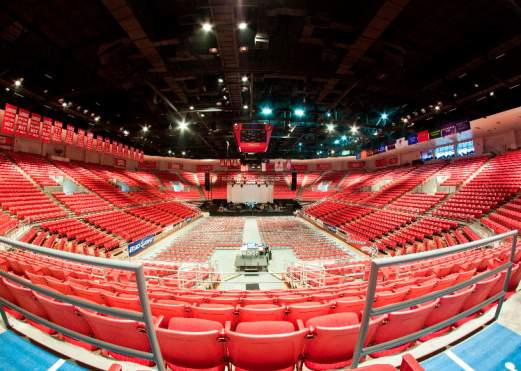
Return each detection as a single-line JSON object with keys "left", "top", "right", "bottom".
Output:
{"left": 168, "top": 150, "right": 172, "bottom": 154}
{"left": 330, "top": 150, "right": 335, "bottom": 155}
{"left": 373, "top": 131, "right": 378, "bottom": 136}
{"left": 5, "top": 87, "right": 9, "bottom": 92}
{"left": 181, "top": 151, "right": 186, "bottom": 156}
{"left": 178, "top": 120, "right": 189, "bottom": 130}
{"left": 189, "top": 105, "right": 194, "bottom": 110}
{"left": 326, "top": 123, "right": 335, "bottom": 132}
{"left": 326, "top": 112, "right": 331, "bottom": 117}
{"left": 142, "top": 125, "right": 149, "bottom": 133}
{"left": 434, "top": 105, "right": 440, "bottom": 111}
{"left": 123, "top": 130, "right": 129, "bottom": 136}
{"left": 298, "top": 142, "right": 302, "bottom": 146}
{"left": 294, "top": 108, "right": 305, "bottom": 118}
{"left": 217, "top": 78, "right": 224, "bottom": 84}
{"left": 402, "top": 117, "right": 409, "bottom": 123}
{"left": 241, "top": 75, "right": 248, "bottom": 83}
{"left": 239, "top": 46, "right": 248, "bottom": 53}
{"left": 489, "top": 91, "right": 495, "bottom": 96}
{"left": 202, "top": 22, "right": 213, "bottom": 32}
{"left": 62, "top": 102, "right": 67, "bottom": 108}
{"left": 341, "top": 135, "right": 347, "bottom": 141}
{"left": 216, "top": 101, "right": 222, "bottom": 106}
{"left": 14, "top": 79, "right": 22, "bottom": 87}
{"left": 238, "top": 22, "right": 247, "bottom": 30}
{"left": 94, "top": 116, "right": 100, "bottom": 122}
{"left": 350, "top": 125, "right": 358, "bottom": 134}
{"left": 334, "top": 139, "right": 340, "bottom": 144}
{"left": 243, "top": 104, "right": 249, "bottom": 109}
{"left": 380, "top": 112, "right": 388, "bottom": 120}
{"left": 261, "top": 107, "right": 273, "bottom": 115}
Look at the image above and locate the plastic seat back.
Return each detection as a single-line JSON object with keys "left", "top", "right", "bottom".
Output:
{"left": 151, "top": 300, "right": 188, "bottom": 327}
{"left": 304, "top": 313, "right": 382, "bottom": 370}
{"left": 191, "top": 303, "right": 235, "bottom": 326}
{"left": 461, "top": 274, "right": 500, "bottom": 312}
{"left": 424, "top": 286, "right": 474, "bottom": 327}
{"left": 3, "top": 278, "right": 48, "bottom": 318}
{"left": 104, "top": 293, "right": 142, "bottom": 312}
{"left": 157, "top": 317, "right": 225, "bottom": 369}
{"left": 238, "top": 304, "right": 286, "bottom": 323}
{"left": 226, "top": 321, "right": 306, "bottom": 371}
{"left": 287, "top": 302, "right": 331, "bottom": 326}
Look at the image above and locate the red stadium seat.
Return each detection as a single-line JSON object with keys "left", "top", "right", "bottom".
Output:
{"left": 34, "top": 292, "right": 96, "bottom": 350}
{"left": 191, "top": 303, "right": 236, "bottom": 326}
{"left": 286, "top": 301, "right": 331, "bottom": 326}
{"left": 238, "top": 304, "right": 286, "bottom": 323}
{"left": 371, "top": 300, "right": 439, "bottom": 357}
{"left": 225, "top": 320, "right": 307, "bottom": 371}
{"left": 157, "top": 317, "right": 225, "bottom": 371}
{"left": 304, "top": 312, "right": 382, "bottom": 370}
{"left": 78, "top": 308, "right": 161, "bottom": 366}
{"left": 151, "top": 300, "right": 189, "bottom": 327}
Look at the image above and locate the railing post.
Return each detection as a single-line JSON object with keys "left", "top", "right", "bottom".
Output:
{"left": 135, "top": 265, "right": 165, "bottom": 371}
{"left": 494, "top": 233, "right": 518, "bottom": 321}
{"left": 351, "top": 260, "right": 379, "bottom": 368}
{"left": 0, "top": 306, "right": 10, "bottom": 329}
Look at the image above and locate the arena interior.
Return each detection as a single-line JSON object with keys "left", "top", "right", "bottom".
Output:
{"left": 0, "top": 1, "right": 521, "bottom": 370}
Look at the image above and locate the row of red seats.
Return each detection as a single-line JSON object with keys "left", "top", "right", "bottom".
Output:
{"left": 84, "top": 211, "right": 161, "bottom": 242}
{"left": 52, "top": 192, "right": 113, "bottom": 215}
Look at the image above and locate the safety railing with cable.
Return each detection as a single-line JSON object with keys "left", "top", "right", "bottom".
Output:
{"left": 350, "top": 229, "right": 518, "bottom": 368}
{"left": 0, "top": 236, "right": 166, "bottom": 371}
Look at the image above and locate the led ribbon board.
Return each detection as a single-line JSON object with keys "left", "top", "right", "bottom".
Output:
{"left": 233, "top": 123, "right": 273, "bottom": 153}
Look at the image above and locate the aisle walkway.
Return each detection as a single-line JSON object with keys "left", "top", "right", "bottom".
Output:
{"left": 242, "top": 217, "right": 261, "bottom": 243}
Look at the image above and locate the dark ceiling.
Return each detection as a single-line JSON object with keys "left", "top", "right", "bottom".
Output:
{"left": 1, "top": 0, "right": 520, "bottom": 158}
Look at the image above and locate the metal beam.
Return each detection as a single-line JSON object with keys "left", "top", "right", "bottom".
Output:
{"left": 209, "top": 0, "right": 242, "bottom": 109}
{"left": 317, "top": 0, "right": 411, "bottom": 104}
{"left": 101, "top": 0, "right": 188, "bottom": 103}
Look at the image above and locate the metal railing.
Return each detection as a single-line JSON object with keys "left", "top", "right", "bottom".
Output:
{"left": 0, "top": 236, "right": 166, "bottom": 371}
{"left": 350, "top": 229, "right": 518, "bottom": 368}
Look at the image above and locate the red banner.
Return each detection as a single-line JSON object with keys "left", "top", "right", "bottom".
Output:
{"left": 196, "top": 165, "right": 214, "bottom": 172}
{"left": 316, "top": 163, "right": 332, "bottom": 171}
{"left": 65, "top": 124, "right": 74, "bottom": 144}
{"left": 86, "top": 132, "right": 94, "bottom": 150}
{"left": 28, "top": 113, "right": 41, "bottom": 139}
{"left": 104, "top": 138, "right": 111, "bottom": 153}
{"left": 15, "top": 108, "right": 30, "bottom": 137}
{"left": 347, "top": 161, "right": 365, "bottom": 169}
{"left": 417, "top": 130, "right": 430, "bottom": 143}
{"left": 114, "top": 158, "right": 126, "bottom": 167}
{"left": 0, "top": 136, "right": 13, "bottom": 145}
{"left": 76, "top": 128, "right": 85, "bottom": 148}
{"left": 138, "top": 160, "right": 157, "bottom": 169}
{"left": 52, "top": 121, "right": 63, "bottom": 142}
{"left": 168, "top": 162, "right": 183, "bottom": 170}
{"left": 388, "top": 156, "right": 399, "bottom": 165}
{"left": 375, "top": 158, "right": 388, "bottom": 168}
{"left": 1, "top": 104, "right": 17, "bottom": 135}
{"left": 96, "top": 135, "right": 103, "bottom": 152}
{"left": 41, "top": 118, "right": 53, "bottom": 142}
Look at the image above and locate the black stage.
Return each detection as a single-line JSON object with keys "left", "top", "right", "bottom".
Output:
{"left": 205, "top": 200, "right": 299, "bottom": 216}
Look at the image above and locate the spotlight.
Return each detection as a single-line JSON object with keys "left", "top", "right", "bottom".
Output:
{"left": 294, "top": 108, "right": 305, "bottom": 118}
{"left": 14, "top": 79, "right": 22, "bottom": 87}
{"left": 298, "top": 142, "right": 302, "bottom": 146}
{"left": 202, "top": 22, "right": 213, "bottom": 32}
{"left": 123, "top": 130, "right": 129, "bottom": 136}
{"left": 5, "top": 87, "right": 10, "bottom": 92}
{"left": 261, "top": 107, "right": 273, "bottom": 115}
{"left": 181, "top": 151, "right": 186, "bottom": 156}
{"left": 178, "top": 120, "right": 189, "bottom": 130}
{"left": 238, "top": 22, "right": 247, "bottom": 30}
{"left": 94, "top": 116, "right": 100, "bottom": 122}
{"left": 434, "top": 105, "right": 440, "bottom": 111}
{"left": 350, "top": 125, "right": 358, "bottom": 134}
{"left": 380, "top": 112, "right": 388, "bottom": 120}
{"left": 208, "top": 47, "right": 218, "bottom": 54}
{"left": 373, "top": 131, "right": 378, "bottom": 136}
{"left": 216, "top": 101, "right": 222, "bottom": 106}
{"left": 62, "top": 102, "right": 67, "bottom": 108}
{"left": 241, "top": 75, "right": 248, "bottom": 83}
{"left": 168, "top": 150, "right": 172, "bottom": 154}
{"left": 142, "top": 125, "right": 149, "bottom": 133}
{"left": 326, "top": 112, "right": 331, "bottom": 118}
{"left": 330, "top": 150, "right": 335, "bottom": 155}
{"left": 341, "top": 135, "right": 347, "bottom": 141}
{"left": 217, "top": 78, "right": 224, "bottom": 84}
{"left": 243, "top": 104, "right": 249, "bottom": 109}
{"left": 489, "top": 91, "right": 495, "bottom": 96}
{"left": 334, "top": 139, "right": 340, "bottom": 145}
{"left": 200, "top": 113, "right": 205, "bottom": 117}
{"left": 189, "top": 105, "right": 194, "bottom": 110}
{"left": 239, "top": 46, "right": 248, "bottom": 53}
{"left": 326, "top": 123, "right": 335, "bottom": 132}
{"left": 83, "top": 109, "right": 88, "bottom": 114}
{"left": 402, "top": 117, "right": 409, "bottom": 123}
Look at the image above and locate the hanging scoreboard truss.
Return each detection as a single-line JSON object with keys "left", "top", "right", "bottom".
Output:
{"left": 233, "top": 122, "right": 273, "bottom": 153}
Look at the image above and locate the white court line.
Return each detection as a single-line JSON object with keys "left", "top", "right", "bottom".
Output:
{"left": 446, "top": 350, "right": 475, "bottom": 371}
{"left": 47, "top": 358, "right": 65, "bottom": 371}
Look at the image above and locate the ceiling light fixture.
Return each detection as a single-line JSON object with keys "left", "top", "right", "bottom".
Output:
{"left": 202, "top": 22, "right": 213, "bottom": 32}
{"left": 326, "top": 123, "right": 335, "bottom": 132}
{"left": 178, "top": 120, "right": 189, "bottom": 130}
{"left": 241, "top": 75, "right": 248, "bottom": 83}
{"left": 238, "top": 22, "right": 247, "bottom": 30}
{"left": 350, "top": 125, "right": 358, "bottom": 134}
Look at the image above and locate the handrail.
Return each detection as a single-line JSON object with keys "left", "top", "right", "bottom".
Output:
{"left": 0, "top": 236, "right": 166, "bottom": 371}
{"left": 350, "top": 229, "right": 518, "bottom": 368}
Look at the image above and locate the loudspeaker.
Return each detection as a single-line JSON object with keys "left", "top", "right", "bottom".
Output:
{"left": 291, "top": 172, "right": 297, "bottom": 191}
{"left": 205, "top": 172, "right": 210, "bottom": 191}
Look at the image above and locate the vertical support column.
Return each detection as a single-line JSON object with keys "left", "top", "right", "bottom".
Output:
{"left": 351, "top": 260, "right": 380, "bottom": 368}
{"left": 135, "top": 265, "right": 165, "bottom": 371}
{"left": 494, "top": 233, "right": 518, "bottom": 321}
